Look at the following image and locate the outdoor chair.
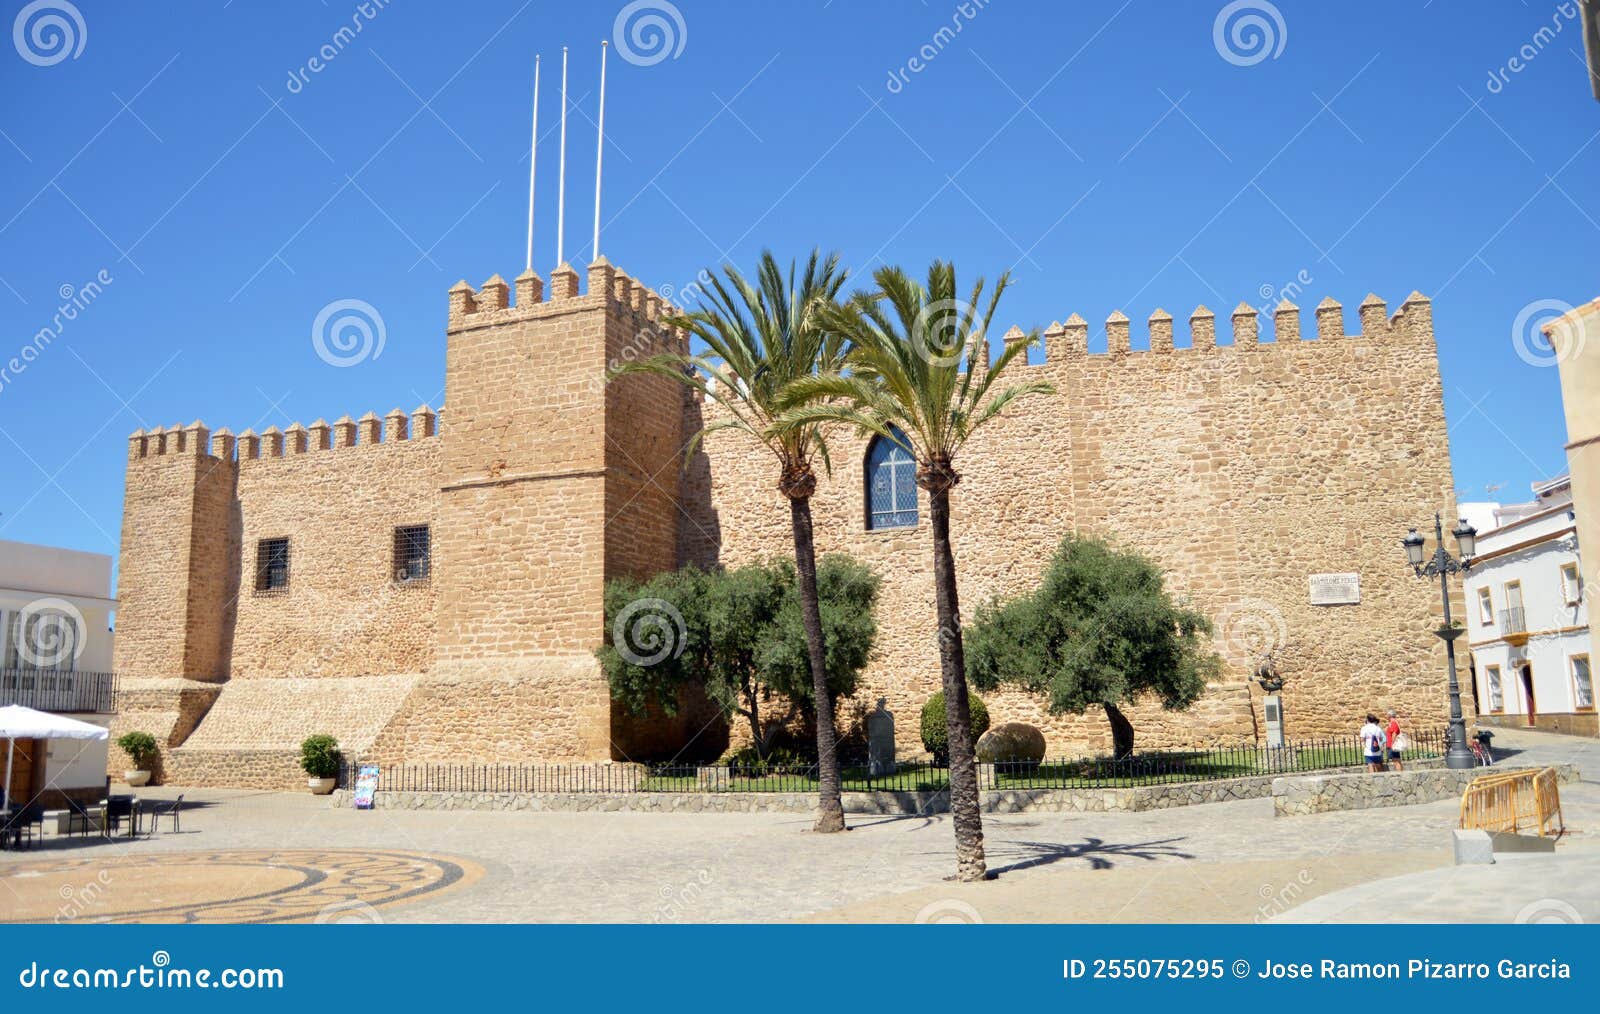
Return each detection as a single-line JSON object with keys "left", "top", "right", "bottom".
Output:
{"left": 103, "top": 795, "right": 138, "bottom": 839}
{"left": 65, "top": 799, "right": 105, "bottom": 838}
{"left": 2, "top": 804, "right": 45, "bottom": 849}
{"left": 146, "top": 794, "right": 183, "bottom": 835}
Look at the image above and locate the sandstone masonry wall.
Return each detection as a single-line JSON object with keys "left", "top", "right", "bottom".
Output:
{"left": 229, "top": 415, "right": 441, "bottom": 678}
{"left": 113, "top": 274, "right": 1466, "bottom": 779}
{"left": 691, "top": 294, "right": 1464, "bottom": 757}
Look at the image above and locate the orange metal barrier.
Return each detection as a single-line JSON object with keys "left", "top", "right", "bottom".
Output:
{"left": 1459, "top": 767, "right": 1564, "bottom": 837}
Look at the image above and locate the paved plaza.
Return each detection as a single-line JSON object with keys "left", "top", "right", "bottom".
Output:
{"left": 2, "top": 729, "right": 1595, "bottom": 924}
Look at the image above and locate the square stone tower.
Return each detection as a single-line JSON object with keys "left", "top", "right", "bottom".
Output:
{"left": 383, "top": 259, "right": 700, "bottom": 761}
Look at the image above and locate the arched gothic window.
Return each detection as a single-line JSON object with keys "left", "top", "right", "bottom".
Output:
{"left": 865, "top": 426, "right": 918, "bottom": 530}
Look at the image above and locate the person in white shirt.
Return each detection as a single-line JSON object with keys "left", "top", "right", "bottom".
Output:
{"left": 1359, "top": 714, "right": 1386, "bottom": 773}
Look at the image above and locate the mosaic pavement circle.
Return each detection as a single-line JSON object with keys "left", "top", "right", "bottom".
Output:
{"left": 3, "top": 849, "right": 481, "bottom": 924}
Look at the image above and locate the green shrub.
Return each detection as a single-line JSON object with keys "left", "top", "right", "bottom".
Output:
{"left": 115, "top": 731, "right": 158, "bottom": 768}
{"left": 299, "top": 734, "right": 341, "bottom": 779}
{"left": 920, "top": 692, "right": 990, "bottom": 763}
{"left": 720, "top": 744, "right": 810, "bottom": 773}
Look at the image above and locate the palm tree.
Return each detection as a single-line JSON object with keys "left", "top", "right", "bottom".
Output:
{"left": 610, "top": 250, "right": 851, "bottom": 833}
{"left": 774, "top": 260, "right": 1053, "bottom": 880}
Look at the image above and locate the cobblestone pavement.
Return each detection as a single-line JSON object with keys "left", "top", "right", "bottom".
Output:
{"left": 2, "top": 729, "right": 1592, "bottom": 923}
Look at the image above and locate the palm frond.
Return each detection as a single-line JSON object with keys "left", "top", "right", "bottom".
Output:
{"left": 812, "top": 259, "right": 1054, "bottom": 471}
{"left": 608, "top": 250, "right": 849, "bottom": 480}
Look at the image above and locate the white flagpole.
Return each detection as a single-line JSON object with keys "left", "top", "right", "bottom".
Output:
{"left": 592, "top": 40, "right": 608, "bottom": 262}
{"left": 556, "top": 46, "right": 568, "bottom": 267}
{"left": 525, "top": 55, "right": 540, "bottom": 273}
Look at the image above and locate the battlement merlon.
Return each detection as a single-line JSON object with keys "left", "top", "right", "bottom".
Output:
{"left": 1029, "top": 292, "right": 1432, "bottom": 362}
{"left": 128, "top": 406, "right": 441, "bottom": 466}
{"left": 445, "top": 258, "right": 686, "bottom": 344}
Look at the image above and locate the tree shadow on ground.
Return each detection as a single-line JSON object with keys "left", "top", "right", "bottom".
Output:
{"left": 985, "top": 836, "right": 1194, "bottom": 876}
{"left": 845, "top": 812, "right": 947, "bottom": 832}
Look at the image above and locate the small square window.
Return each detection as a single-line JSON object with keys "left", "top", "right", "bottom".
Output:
{"left": 255, "top": 538, "right": 290, "bottom": 592}
{"left": 393, "top": 525, "right": 430, "bottom": 583}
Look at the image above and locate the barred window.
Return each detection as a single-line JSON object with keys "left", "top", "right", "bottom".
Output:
{"left": 255, "top": 538, "right": 290, "bottom": 592}
{"left": 394, "top": 525, "right": 431, "bottom": 583}
{"left": 865, "top": 426, "right": 918, "bottom": 530}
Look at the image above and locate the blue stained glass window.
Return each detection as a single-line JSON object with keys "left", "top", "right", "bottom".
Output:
{"left": 866, "top": 426, "right": 918, "bottom": 530}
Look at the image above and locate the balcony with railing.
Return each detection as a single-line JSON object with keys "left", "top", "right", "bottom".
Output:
{"left": 0, "top": 669, "right": 117, "bottom": 713}
{"left": 1498, "top": 606, "right": 1528, "bottom": 646}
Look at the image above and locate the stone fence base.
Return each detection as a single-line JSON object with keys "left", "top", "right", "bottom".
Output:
{"left": 329, "top": 764, "right": 1392, "bottom": 815}
{"left": 1272, "top": 763, "right": 1580, "bottom": 817}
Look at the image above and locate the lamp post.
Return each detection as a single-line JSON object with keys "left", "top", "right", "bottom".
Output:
{"left": 1401, "top": 512, "right": 1479, "bottom": 769}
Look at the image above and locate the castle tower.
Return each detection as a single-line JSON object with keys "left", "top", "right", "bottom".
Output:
{"left": 110, "top": 423, "right": 238, "bottom": 777}
{"left": 424, "top": 259, "right": 697, "bottom": 760}
{"left": 115, "top": 423, "right": 238, "bottom": 680}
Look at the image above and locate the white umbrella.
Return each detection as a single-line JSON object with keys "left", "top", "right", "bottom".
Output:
{"left": 0, "top": 704, "right": 109, "bottom": 813}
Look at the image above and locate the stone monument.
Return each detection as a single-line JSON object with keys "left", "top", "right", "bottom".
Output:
{"left": 867, "top": 698, "right": 896, "bottom": 776}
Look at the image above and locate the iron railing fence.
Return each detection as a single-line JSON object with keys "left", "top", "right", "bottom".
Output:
{"left": 345, "top": 728, "right": 1446, "bottom": 796}
{"left": 0, "top": 668, "right": 117, "bottom": 714}
{"left": 989, "top": 727, "right": 1448, "bottom": 789}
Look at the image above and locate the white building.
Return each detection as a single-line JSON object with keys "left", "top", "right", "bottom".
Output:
{"left": 0, "top": 538, "right": 116, "bottom": 807}
{"left": 1462, "top": 475, "right": 1593, "bottom": 736}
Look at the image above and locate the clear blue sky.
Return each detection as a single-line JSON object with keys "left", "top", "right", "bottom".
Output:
{"left": 1, "top": 0, "right": 1596, "bottom": 570}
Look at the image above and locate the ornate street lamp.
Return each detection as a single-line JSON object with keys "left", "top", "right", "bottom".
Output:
{"left": 1400, "top": 512, "right": 1479, "bottom": 769}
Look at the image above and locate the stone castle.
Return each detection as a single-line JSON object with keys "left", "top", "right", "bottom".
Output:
{"left": 110, "top": 257, "right": 1464, "bottom": 788}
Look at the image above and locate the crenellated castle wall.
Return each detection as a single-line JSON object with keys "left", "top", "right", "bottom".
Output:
{"left": 112, "top": 269, "right": 1463, "bottom": 782}
{"left": 689, "top": 293, "right": 1464, "bottom": 754}
{"left": 227, "top": 407, "right": 442, "bottom": 679}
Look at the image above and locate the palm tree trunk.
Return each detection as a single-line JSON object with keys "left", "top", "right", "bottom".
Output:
{"left": 928, "top": 487, "right": 987, "bottom": 881}
{"left": 790, "top": 495, "right": 845, "bottom": 833}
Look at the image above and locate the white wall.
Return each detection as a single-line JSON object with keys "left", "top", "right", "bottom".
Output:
{"left": 1465, "top": 502, "right": 1590, "bottom": 718}
{"left": 0, "top": 540, "right": 111, "bottom": 600}
{"left": 0, "top": 539, "right": 115, "bottom": 673}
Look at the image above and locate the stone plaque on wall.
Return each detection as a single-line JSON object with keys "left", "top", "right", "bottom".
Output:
{"left": 1309, "top": 572, "right": 1360, "bottom": 606}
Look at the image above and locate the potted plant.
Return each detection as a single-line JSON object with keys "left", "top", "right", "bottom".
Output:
{"left": 115, "top": 731, "right": 158, "bottom": 787}
{"left": 300, "top": 734, "right": 341, "bottom": 794}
